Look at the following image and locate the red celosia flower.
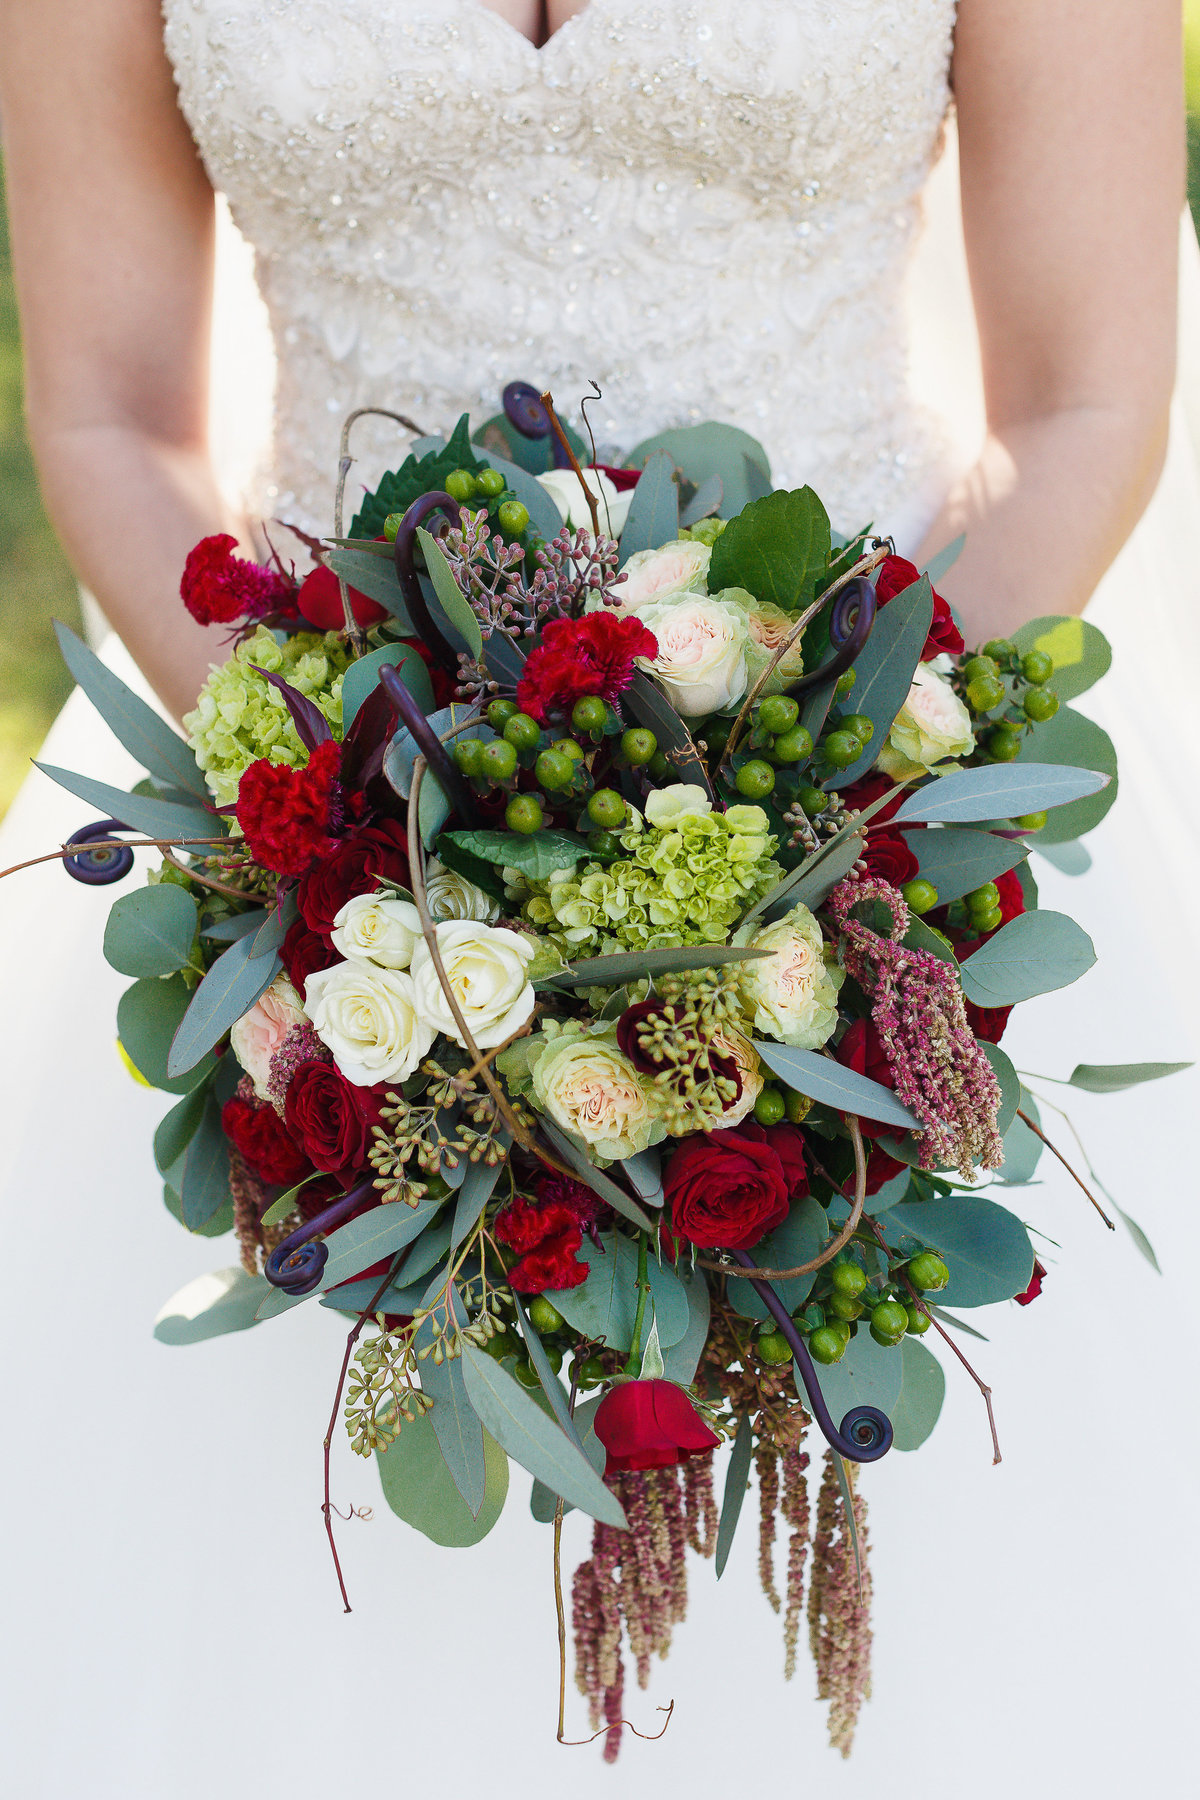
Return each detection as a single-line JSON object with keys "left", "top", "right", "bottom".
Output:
{"left": 180, "top": 534, "right": 293, "bottom": 626}
{"left": 532, "top": 1170, "right": 610, "bottom": 1231}
{"left": 221, "top": 1094, "right": 311, "bottom": 1188}
{"left": 875, "top": 554, "right": 964, "bottom": 660}
{"left": 235, "top": 739, "right": 343, "bottom": 878}
{"left": 1015, "top": 1260, "right": 1046, "bottom": 1305}
{"left": 495, "top": 1197, "right": 588, "bottom": 1292}
{"left": 593, "top": 1379, "right": 719, "bottom": 1476}
{"left": 516, "top": 612, "right": 658, "bottom": 724}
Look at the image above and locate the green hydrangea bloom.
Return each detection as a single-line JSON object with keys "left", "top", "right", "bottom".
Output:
{"left": 519, "top": 802, "right": 782, "bottom": 956}
{"left": 183, "top": 626, "right": 354, "bottom": 806}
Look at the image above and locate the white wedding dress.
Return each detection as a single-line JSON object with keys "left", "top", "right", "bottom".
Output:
{"left": 2, "top": 4, "right": 1199, "bottom": 1795}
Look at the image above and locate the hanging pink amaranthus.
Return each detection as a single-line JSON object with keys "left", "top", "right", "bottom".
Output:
{"left": 828, "top": 873, "right": 1003, "bottom": 1179}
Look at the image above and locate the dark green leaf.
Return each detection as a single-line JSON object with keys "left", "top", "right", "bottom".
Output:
{"left": 727, "top": 1196, "right": 828, "bottom": 1317}
{"left": 959, "top": 910, "right": 1095, "bottom": 1006}
{"left": 326, "top": 548, "right": 412, "bottom": 627}
{"left": 906, "top": 826, "right": 1030, "bottom": 906}
{"left": 894, "top": 760, "right": 1110, "bottom": 825}
{"left": 715, "top": 1415, "right": 754, "bottom": 1578}
{"left": 621, "top": 672, "right": 712, "bottom": 792}
{"left": 543, "top": 1228, "right": 690, "bottom": 1351}
{"left": 103, "top": 884, "right": 198, "bottom": 978}
{"left": 828, "top": 577, "right": 934, "bottom": 788}
{"left": 1066, "top": 1060, "right": 1192, "bottom": 1094}
{"left": 162, "top": 1183, "right": 232, "bottom": 1238}
{"left": 376, "top": 1410, "right": 509, "bottom": 1547}
{"left": 885, "top": 1196, "right": 1035, "bottom": 1306}
{"left": 534, "top": 1121, "right": 656, "bottom": 1233}
{"left": 753, "top": 1042, "right": 922, "bottom": 1132}
{"left": 35, "top": 762, "right": 217, "bottom": 844}
{"left": 1011, "top": 615, "right": 1112, "bottom": 703}
{"left": 433, "top": 833, "right": 509, "bottom": 905}
{"left": 153, "top": 1084, "right": 210, "bottom": 1175}
{"left": 537, "top": 944, "right": 768, "bottom": 991}
{"left": 708, "top": 486, "right": 831, "bottom": 612}
{"left": 416, "top": 526, "right": 483, "bottom": 661}
{"left": 617, "top": 451, "right": 679, "bottom": 564}
{"left": 167, "top": 933, "right": 281, "bottom": 1077}
{"left": 349, "top": 412, "right": 480, "bottom": 539}
{"left": 512, "top": 1293, "right": 587, "bottom": 1451}
{"left": 179, "top": 1093, "right": 231, "bottom": 1230}
{"left": 117, "top": 974, "right": 217, "bottom": 1095}
{"left": 53, "top": 620, "right": 208, "bottom": 796}
{"left": 341, "top": 645, "right": 434, "bottom": 731}
{"left": 624, "top": 422, "right": 772, "bottom": 521}
{"left": 890, "top": 1339, "right": 946, "bottom": 1452}
{"left": 442, "top": 826, "right": 586, "bottom": 880}
{"left": 153, "top": 1266, "right": 271, "bottom": 1344}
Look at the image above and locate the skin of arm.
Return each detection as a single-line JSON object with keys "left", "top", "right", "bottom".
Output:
{"left": 0, "top": 0, "right": 236, "bottom": 721}
{"left": 924, "top": 0, "right": 1186, "bottom": 641}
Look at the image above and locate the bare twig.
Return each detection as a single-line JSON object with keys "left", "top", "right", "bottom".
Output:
{"left": 333, "top": 406, "right": 427, "bottom": 655}
{"left": 1016, "top": 1108, "right": 1115, "bottom": 1230}
{"left": 540, "top": 390, "right": 601, "bottom": 537}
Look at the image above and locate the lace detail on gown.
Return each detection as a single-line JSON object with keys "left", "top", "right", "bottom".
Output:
{"left": 162, "top": 0, "right": 957, "bottom": 543}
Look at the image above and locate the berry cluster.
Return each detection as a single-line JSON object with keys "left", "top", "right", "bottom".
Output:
{"left": 795, "top": 1248, "right": 951, "bottom": 1366}
{"left": 383, "top": 464, "right": 532, "bottom": 545}
{"left": 958, "top": 637, "right": 1059, "bottom": 766}
{"left": 708, "top": 669, "right": 871, "bottom": 812}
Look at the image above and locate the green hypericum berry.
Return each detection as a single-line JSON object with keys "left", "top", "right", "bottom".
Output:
{"left": 735, "top": 758, "right": 776, "bottom": 798}
{"left": 534, "top": 748, "right": 575, "bottom": 791}
{"left": 543, "top": 1344, "right": 565, "bottom": 1373}
{"left": 497, "top": 499, "right": 530, "bottom": 536}
{"left": 571, "top": 695, "right": 609, "bottom": 734}
{"left": 771, "top": 724, "right": 815, "bottom": 764}
{"left": 829, "top": 1261, "right": 868, "bottom": 1300}
{"left": 444, "top": 468, "right": 479, "bottom": 503}
{"left": 785, "top": 1089, "right": 812, "bottom": 1124}
{"left": 487, "top": 698, "right": 519, "bottom": 729}
{"left": 550, "top": 737, "right": 586, "bottom": 764}
{"left": 839, "top": 712, "right": 875, "bottom": 745}
{"left": 798, "top": 782, "right": 826, "bottom": 818}
{"left": 964, "top": 654, "right": 999, "bottom": 684}
{"left": 901, "top": 878, "right": 940, "bottom": 915}
{"left": 527, "top": 1297, "right": 564, "bottom": 1333}
{"left": 453, "top": 738, "right": 485, "bottom": 778}
{"left": 972, "top": 904, "right": 1004, "bottom": 933}
{"left": 586, "top": 829, "right": 621, "bottom": 858}
{"left": 502, "top": 711, "right": 541, "bottom": 751}
{"left": 587, "top": 787, "right": 627, "bottom": 829}
{"left": 987, "top": 725, "right": 1022, "bottom": 762}
{"left": 575, "top": 1354, "right": 607, "bottom": 1388}
{"left": 835, "top": 668, "right": 857, "bottom": 697}
{"left": 483, "top": 1330, "right": 518, "bottom": 1361}
{"left": 505, "top": 794, "right": 544, "bottom": 834}
{"left": 827, "top": 1294, "right": 864, "bottom": 1322}
{"left": 753, "top": 1087, "right": 787, "bottom": 1127}
{"left": 1020, "top": 649, "right": 1054, "bottom": 685}
{"left": 480, "top": 738, "right": 519, "bottom": 782}
{"left": 871, "top": 1300, "right": 909, "bottom": 1338}
{"left": 966, "top": 882, "right": 1000, "bottom": 915}
{"left": 620, "top": 727, "right": 657, "bottom": 766}
{"left": 905, "top": 1305, "right": 932, "bottom": 1335}
{"left": 647, "top": 750, "right": 672, "bottom": 782}
{"left": 1015, "top": 810, "right": 1048, "bottom": 831}
{"left": 967, "top": 674, "right": 1007, "bottom": 714}
{"left": 829, "top": 1319, "right": 852, "bottom": 1346}
{"left": 1023, "top": 688, "right": 1059, "bottom": 723}
{"left": 982, "top": 638, "right": 1017, "bottom": 665}
{"left": 907, "top": 1252, "right": 951, "bottom": 1292}
{"left": 476, "top": 467, "right": 506, "bottom": 499}
{"left": 758, "top": 694, "right": 799, "bottom": 735}
{"left": 383, "top": 512, "right": 403, "bottom": 542}
{"left": 756, "top": 1330, "right": 793, "bottom": 1367}
{"left": 514, "top": 1359, "right": 541, "bottom": 1389}
{"left": 821, "top": 729, "right": 861, "bottom": 769}
{"left": 809, "top": 1327, "right": 847, "bottom": 1365}
{"left": 702, "top": 720, "right": 731, "bottom": 759}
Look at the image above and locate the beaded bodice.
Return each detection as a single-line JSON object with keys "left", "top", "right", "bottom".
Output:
{"left": 162, "top": 0, "right": 958, "bottom": 543}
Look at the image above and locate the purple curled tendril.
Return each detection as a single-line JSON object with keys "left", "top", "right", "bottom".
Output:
{"left": 378, "top": 664, "right": 481, "bottom": 828}
{"left": 392, "top": 491, "right": 464, "bottom": 675}
{"left": 264, "top": 1180, "right": 374, "bottom": 1296}
{"left": 63, "top": 818, "right": 137, "bottom": 885}
{"left": 784, "top": 577, "right": 878, "bottom": 698}
{"left": 729, "top": 1247, "right": 893, "bottom": 1463}
{"left": 502, "top": 380, "right": 571, "bottom": 468}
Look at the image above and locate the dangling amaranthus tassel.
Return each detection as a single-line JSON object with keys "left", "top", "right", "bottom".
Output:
{"left": 229, "top": 1149, "right": 267, "bottom": 1275}
{"left": 829, "top": 873, "right": 1003, "bottom": 1177}
{"left": 808, "top": 1451, "right": 873, "bottom": 1757}
{"left": 572, "top": 1464, "right": 696, "bottom": 1762}
{"left": 781, "top": 1446, "right": 812, "bottom": 1679}
{"left": 682, "top": 1453, "right": 718, "bottom": 1556}
{"left": 755, "top": 1441, "right": 781, "bottom": 1612}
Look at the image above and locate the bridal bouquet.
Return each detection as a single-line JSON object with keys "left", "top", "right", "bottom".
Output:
{"left": 35, "top": 385, "right": 1169, "bottom": 1758}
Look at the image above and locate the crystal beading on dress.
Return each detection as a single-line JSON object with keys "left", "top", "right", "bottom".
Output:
{"left": 161, "top": 0, "right": 958, "bottom": 545}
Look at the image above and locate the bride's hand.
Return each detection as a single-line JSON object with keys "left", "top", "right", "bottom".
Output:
{"left": 919, "top": 0, "right": 1183, "bottom": 641}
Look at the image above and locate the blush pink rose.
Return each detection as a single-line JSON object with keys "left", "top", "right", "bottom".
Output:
{"left": 229, "top": 973, "right": 306, "bottom": 1098}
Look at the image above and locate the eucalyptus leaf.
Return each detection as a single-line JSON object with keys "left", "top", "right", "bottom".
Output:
{"left": 459, "top": 1346, "right": 627, "bottom": 1529}
{"left": 959, "top": 911, "right": 1096, "bottom": 1006}
{"left": 512, "top": 1293, "right": 587, "bottom": 1450}
{"left": 827, "top": 577, "right": 934, "bottom": 788}
{"left": 535, "top": 1121, "right": 656, "bottom": 1232}
{"left": 341, "top": 645, "right": 434, "bottom": 731}
{"left": 806, "top": 1328, "right": 904, "bottom": 1424}
{"left": 537, "top": 944, "right": 767, "bottom": 991}
{"left": 743, "top": 782, "right": 905, "bottom": 929}
{"left": 617, "top": 451, "right": 679, "bottom": 563}
{"left": 727, "top": 1196, "right": 828, "bottom": 1317}
{"left": 680, "top": 473, "right": 723, "bottom": 527}
{"left": 1012, "top": 615, "right": 1112, "bottom": 703}
{"left": 926, "top": 1304, "right": 990, "bottom": 1342}
{"left": 376, "top": 1410, "right": 508, "bottom": 1547}
{"left": 893, "top": 761, "right": 1109, "bottom": 825}
{"left": 752, "top": 1042, "right": 922, "bottom": 1132}
{"left": 117, "top": 974, "right": 217, "bottom": 1095}
{"left": 451, "top": 1151, "right": 507, "bottom": 1249}
{"left": 179, "top": 1093, "right": 232, "bottom": 1230}
{"left": 921, "top": 534, "right": 966, "bottom": 586}
{"left": 998, "top": 1092, "right": 1044, "bottom": 1185}
{"left": 200, "top": 911, "right": 267, "bottom": 942}
{"left": 442, "top": 827, "right": 586, "bottom": 880}
{"left": 890, "top": 1338, "right": 946, "bottom": 1452}
{"left": 385, "top": 704, "right": 490, "bottom": 847}
{"left": 905, "top": 826, "right": 1030, "bottom": 906}
{"left": 167, "top": 933, "right": 282, "bottom": 1077}
{"left": 619, "top": 1149, "right": 663, "bottom": 1208}
{"left": 715, "top": 1415, "right": 754, "bottom": 1578}
{"left": 153, "top": 1266, "right": 271, "bottom": 1345}
{"left": 162, "top": 1183, "right": 232, "bottom": 1239}
{"left": 465, "top": 449, "right": 564, "bottom": 539}
{"left": 622, "top": 672, "right": 712, "bottom": 792}
{"left": 1066, "top": 1060, "right": 1192, "bottom": 1094}
{"left": 982, "top": 1042, "right": 1021, "bottom": 1135}
{"left": 255, "top": 1194, "right": 444, "bottom": 1320}
{"left": 1013, "top": 708, "right": 1118, "bottom": 843}
{"left": 103, "top": 884, "right": 198, "bottom": 978}
{"left": 260, "top": 1174, "right": 323, "bottom": 1229}
{"left": 660, "top": 1267, "right": 712, "bottom": 1385}
{"left": 416, "top": 527, "right": 483, "bottom": 661}
{"left": 417, "top": 1291, "right": 487, "bottom": 1516}
{"left": 53, "top": 620, "right": 208, "bottom": 796}
{"left": 543, "top": 1229, "right": 689, "bottom": 1352}
{"left": 1116, "top": 1206, "right": 1161, "bottom": 1274}
{"left": 624, "top": 422, "right": 772, "bottom": 520}
{"left": 35, "top": 762, "right": 217, "bottom": 844}
{"left": 326, "top": 548, "right": 412, "bottom": 627}
{"left": 1034, "top": 838, "right": 1093, "bottom": 876}
{"left": 529, "top": 1397, "right": 605, "bottom": 1523}
{"left": 153, "top": 1084, "right": 210, "bottom": 1175}
{"left": 766, "top": 826, "right": 866, "bottom": 916}
{"left": 885, "top": 1196, "right": 1035, "bottom": 1307}
{"left": 708, "top": 486, "right": 831, "bottom": 612}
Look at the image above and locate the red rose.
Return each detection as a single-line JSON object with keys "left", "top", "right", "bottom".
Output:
{"left": 284, "top": 1061, "right": 386, "bottom": 1178}
{"left": 495, "top": 1198, "right": 588, "bottom": 1293}
{"left": 860, "top": 825, "right": 919, "bottom": 887}
{"left": 295, "top": 561, "right": 388, "bottom": 630}
{"left": 664, "top": 1123, "right": 791, "bottom": 1250}
{"left": 759, "top": 1123, "right": 808, "bottom": 1196}
{"left": 863, "top": 1145, "right": 908, "bottom": 1195}
{"left": 1015, "top": 1260, "right": 1046, "bottom": 1306}
{"left": 281, "top": 919, "right": 340, "bottom": 993}
{"left": 180, "top": 534, "right": 293, "bottom": 627}
{"left": 840, "top": 772, "right": 907, "bottom": 824}
{"left": 221, "top": 1094, "right": 311, "bottom": 1187}
{"left": 296, "top": 819, "right": 410, "bottom": 933}
{"left": 592, "top": 463, "right": 642, "bottom": 492}
{"left": 835, "top": 1018, "right": 896, "bottom": 1140}
{"left": 875, "top": 554, "right": 964, "bottom": 660}
{"left": 516, "top": 612, "right": 658, "bottom": 724}
{"left": 235, "top": 739, "right": 343, "bottom": 878}
{"left": 593, "top": 1379, "right": 719, "bottom": 1476}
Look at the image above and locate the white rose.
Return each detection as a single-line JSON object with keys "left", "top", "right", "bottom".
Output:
{"left": 644, "top": 783, "right": 713, "bottom": 829}
{"left": 530, "top": 1031, "right": 661, "bottom": 1161}
{"left": 331, "top": 891, "right": 422, "bottom": 969}
{"left": 230, "top": 974, "right": 305, "bottom": 1099}
{"left": 610, "top": 539, "right": 712, "bottom": 612}
{"left": 537, "top": 466, "right": 633, "bottom": 538}
{"left": 741, "top": 903, "right": 844, "bottom": 1049}
{"left": 639, "top": 594, "right": 749, "bottom": 718}
{"left": 424, "top": 857, "right": 500, "bottom": 924}
{"left": 409, "top": 921, "right": 536, "bottom": 1050}
{"left": 304, "top": 959, "right": 434, "bottom": 1087}
{"left": 876, "top": 664, "right": 975, "bottom": 780}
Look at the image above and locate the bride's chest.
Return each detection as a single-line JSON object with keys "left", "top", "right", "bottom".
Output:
{"left": 163, "top": 0, "right": 956, "bottom": 205}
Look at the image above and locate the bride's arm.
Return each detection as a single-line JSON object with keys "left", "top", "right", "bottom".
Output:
{"left": 0, "top": 0, "right": 238, "bottom": 720}
{"left": 920, "top": 0, "right": 1185, "bottom": 640}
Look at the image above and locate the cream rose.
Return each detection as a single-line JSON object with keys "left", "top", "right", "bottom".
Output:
{"left": 876, "top": 664, "right": 975, "bottom": 780}
{"left": 709, "top": 1026, "right": 765, "bottom": 1129}
{"left": 741, "top": 596, "right": 808, "bottom": 692}
{"left": 612, "top": 539, "right": 712, "bottom": 612}
{"left": 331, "top": 891, "right": 422, "bottom": 969}
{"left": 639, "top": 594, "right": 749, "bottom": 718}
{"left": 531, "top": 1031, "right": 661, "bottom": 1161}
{"left": 409, "top": 921, "right": 536, "bottom": 1050}
{"left": 741, "top": 903, "right": 844, "bottom": 1049}
{"left": 423, "top": 858, "right": 500, "bottom": 924}
{"left": 537, "top": 466, "right": 633, "bottom": 538}
{"left": 303, "top": 960, "right": 434, "bottom": 1087}
{"left": 230, "top": 974, "right": 305, "bottom": 1098}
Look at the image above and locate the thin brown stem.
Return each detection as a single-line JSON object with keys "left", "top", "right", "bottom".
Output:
{"left": 694, "top": 1113, "right": 868, "bottom": 1280}
{"left": 540, "top": 390, "right": 601, "bottom": 538}
{"left": 333, "top": 406, "right": 426, "bottom": 655}
{"left": 1016, "top": 1108, "right": 1115, "bottom": 1230}
{"left": 160, "top": 849, "right": 264, "bottom": 900}
{"left": 0, "top": 834, "right": 229, "bottom": 883}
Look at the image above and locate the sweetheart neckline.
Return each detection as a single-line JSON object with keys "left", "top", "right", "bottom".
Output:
{"left": 459, "top": 0, "right": 600, "bottom": 58}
